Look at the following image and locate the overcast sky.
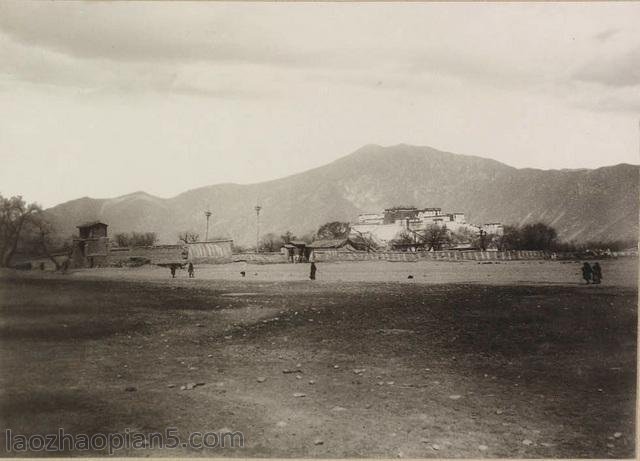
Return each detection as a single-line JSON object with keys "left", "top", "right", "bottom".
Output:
{"left": 1, "top": 2, "right": 639, "bottom": 208}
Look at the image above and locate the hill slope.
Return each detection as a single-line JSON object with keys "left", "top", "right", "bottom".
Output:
{"left": 45, "top": 144, "right": 639, "bottom": 246}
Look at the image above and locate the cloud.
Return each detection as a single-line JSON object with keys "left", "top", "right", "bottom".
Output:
{"left": 0, "top": 30, "right": 274, "bottom": 99}
{"left": 575, "top": 93, "right": 640, "bottom": 114}
{"left": 573, "top": 46, "right": 640, "bottom": 88}
{"left": 2, "top": 0, "right": 639, "bottom": 103}
{"left": 0, "top": 1, "right": 333, "bottom": 68}
{"left": 594, "top": 28, "right": 620, "bottom": 42}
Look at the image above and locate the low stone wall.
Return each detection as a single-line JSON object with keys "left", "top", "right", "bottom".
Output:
{"left": 17, "top": 254, "right": 69, "bottom": 271}
{"left": 109, "top": 241, "right": 234, "bottom": 265}
{"left": 187, "top": 241, "right": 233, "bottom": 264}
{"left": 313, "top": 250, "right": 545, "bottom": 263}
{"left": 233, "top": 252, "right": 288, "bottom": 264}
{"left": 109, "top": 245, "right": 187, "bottom": 265}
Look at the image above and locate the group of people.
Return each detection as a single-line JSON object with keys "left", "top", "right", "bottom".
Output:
{"left": 288, "top": 248, "right": 308, "bottom": 263}
{"left": 167, "top": 260, "right": 320, "bottom": 280}
{"left": 581, "top": 262, "right": 603, "bottom": 284}
{"left": 169, "top": 262, "right": 195, "bottom": 278}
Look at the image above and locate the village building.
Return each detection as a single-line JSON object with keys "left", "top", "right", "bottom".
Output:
{"left": 308, "top": 238, "right": 357, "bottom": 258}
{"left": 350, "top": 206, "right": 501, "bottom": 249}
{"left": 482, "top": 222, "right": 504, "bottom": 235}
{"left": 282, "top": 240, "right": 310, "bottom": 262}
{"left": 69, "top": 220, "right": 233, "bottom": 268}
{"left": 357, "top": 213, "right": 384, "bottom": 225}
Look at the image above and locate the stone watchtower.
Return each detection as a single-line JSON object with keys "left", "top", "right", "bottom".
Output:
{"left": 71, "top": 221, "right": 110, "bottom": 268}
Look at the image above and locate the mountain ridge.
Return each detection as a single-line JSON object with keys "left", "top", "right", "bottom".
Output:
{"left": 44, "top": 144, "right": 639, "bottom": 246}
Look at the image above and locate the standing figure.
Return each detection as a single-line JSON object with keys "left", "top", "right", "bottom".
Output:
{"left": 170, "top": 265, "right": 176, "bottom": 278}
{"left": 188, "top": 262, "right": 195, "bottom": 278}
{"left": 592, "top": 262, "right": 602, "bottom": 284}
{"left": 309, "top": 250, "right": 318, "bottom": 280}
{"left": 581, "top": 262, "right": 592, "bottom": 284}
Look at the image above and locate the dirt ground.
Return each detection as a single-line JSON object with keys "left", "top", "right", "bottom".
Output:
{"left": 0, "top": 258, "right": 637, "bottom": 458}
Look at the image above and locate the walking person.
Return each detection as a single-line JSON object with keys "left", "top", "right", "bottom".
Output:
{"left": 170, "top": 265, "right": 176, "bottom": 278}
{"left": 581, "top": 262, "right": 592, "bottom": 284}
{"left": 592, "top": 262, "right": 602, "bottom": 284}
{"left": 309, "top": 250, "right": 317, "bottom": 280}
{"left": 188, "top": 262, "right": 195, "bottom": 278}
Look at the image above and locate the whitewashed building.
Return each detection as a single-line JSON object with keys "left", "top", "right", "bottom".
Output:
{"left": 350, "top": 206, "right": 501, "bottom": 248}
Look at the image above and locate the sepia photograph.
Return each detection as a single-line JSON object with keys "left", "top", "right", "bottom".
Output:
{"left": 0, "top": 1, "right": 638, "bottom": 458}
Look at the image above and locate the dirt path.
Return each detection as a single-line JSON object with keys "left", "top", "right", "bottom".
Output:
{"left": 0, "top": 260, "right": 636, "bottom": 457}
{"left": 47, "top": 257, "right": 638, "bottom": 288}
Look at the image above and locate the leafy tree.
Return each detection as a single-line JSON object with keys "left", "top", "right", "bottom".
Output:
{"left": 0, "top": 194, "right": 41, "bottom": 267}
{"left": 497, "top": 225, "right": 521, "bottom": 250}
{"left": 482, "top": 233, "right": 500, "bottom": 250}
{"left": 526, "top": 224, "right": 554, "bottom": 250}
{"left": 178, "top": 231, "right": 200, "bottom": 244}
{"left": 497, "top": 223, "right": 558, "bottom": 251}
{"left": 519, "top": 223, "right": 558, "bottom": 250}
{"left": 316, "top": 221, "right": 350, "bottom": 240}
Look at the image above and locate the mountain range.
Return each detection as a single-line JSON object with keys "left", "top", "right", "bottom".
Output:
{"left": 44, "top": 144, "right": 639, "bottom": 246}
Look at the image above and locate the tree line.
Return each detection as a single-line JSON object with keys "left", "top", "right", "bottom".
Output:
{"left": 1, "top": 193, "right": 634, "bottom": 268}
{"left": 255, "top": 220, "right": 624, "bottom": 253}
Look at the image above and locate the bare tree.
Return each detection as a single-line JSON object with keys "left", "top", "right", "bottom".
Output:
{"left": 114, "top": 233, "right": 130, "bottom": 247}
{"left": 450, "top": 227, "right": 480, "bottom": 246}
{"left": 29, "top": 216, "right": 67, "bottom": 270}
{"left": 114, "top": 232, "right": 158, "bottom": 247}
{"left": 132, "top": 232, "right": 158, "bottom": 246}
{"left": 350, "top": 229, "right": 380, "bottom": 252}
{"left": 299, "top": 232, "right": 316, "bottom": 244}
{"left": 420, "top": 224, "right": 451, "bottom": 251}
{"left": 316, "top": 221, "right": 350, "bottom": 240}
{"left": 178, "top": 231, "right": 200, "bottom": 244}
{"left": 390, "top": 230, "right": 417, "bottom": 249}
{"left": 280, "top": 230, "right": 296, "bottom": 244}
{"left": 0, "top": 194, "right": 41, "bottom": 267}
{"left": 260, "top": 233, "right": 283, "bottom": 252}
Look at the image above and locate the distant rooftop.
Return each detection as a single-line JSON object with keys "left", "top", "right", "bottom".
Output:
{"left": 76, "top": 221, "right": 108, "bottom": 229}
{"left": 308, "top": 238, "right": 352, "bottom": 249}
{"left": 384, "top": 206, "right": 417, "bottom": 211}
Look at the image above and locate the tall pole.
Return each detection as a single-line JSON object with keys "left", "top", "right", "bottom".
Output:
{"left": 255, "top": 205, "right": 262, "bottom": 253}
{"left": 204, "top": 210, "right": 212, "bottom": 242}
